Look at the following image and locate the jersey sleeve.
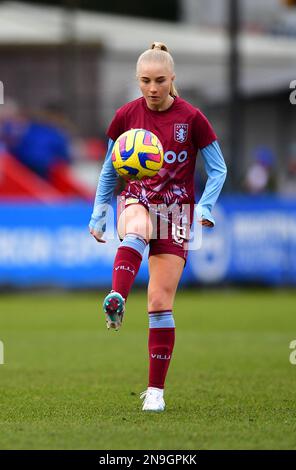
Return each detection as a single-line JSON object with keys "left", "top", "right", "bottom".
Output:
{"left": 192, "top": 109, "right": 217, "bottom": 150}
{"left": 89, "top": 138, "right": 118, "bottom": 234}
{"left": 196, "top": 140, "right": 227, "bottom": 226}
{"left": 106, "top": 109, "right": 125, "bottom": 141}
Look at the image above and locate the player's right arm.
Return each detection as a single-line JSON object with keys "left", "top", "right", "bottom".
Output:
{"left": 89, "top": 138, "right": 119, "bottom": 243}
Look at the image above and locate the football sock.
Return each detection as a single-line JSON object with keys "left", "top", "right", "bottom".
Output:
{"left": 112, "top": 233, "right": 147, "bottom": 300}
{"left": 148, "top": 310, "right": 175, "bottom": 389}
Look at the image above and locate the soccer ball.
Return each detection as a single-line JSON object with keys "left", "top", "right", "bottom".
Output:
{"left": 111, "top": 128, "right": 164, "bottom": 180}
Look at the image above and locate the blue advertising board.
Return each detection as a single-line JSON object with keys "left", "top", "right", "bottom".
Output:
{"left": 0, "top": 196, "right": 295, "bottom": 287}
{"left": 188, "top": 195, "right": 296, "bottom": 285}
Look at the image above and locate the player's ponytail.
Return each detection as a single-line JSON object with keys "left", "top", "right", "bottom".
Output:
{"left": 137, "top": 42, "right": 179, "bottom": 98}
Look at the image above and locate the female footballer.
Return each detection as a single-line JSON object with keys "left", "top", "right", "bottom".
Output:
{"left": 89, "top": 42, "right": 227, "bottom": 412}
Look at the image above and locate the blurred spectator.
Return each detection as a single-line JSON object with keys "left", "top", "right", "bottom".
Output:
{"left": 244, "top": 145, "right": 276, "bottom": 193}
{"left": 0, "top": 98, "right": 27, "bottom": 154}
{"left": 11, "top": 103, "right": 72, "bottom": 180}
{"left": 280, "top": 142, "right": 296, "bottom": 195}
{"left": 0, "top": 100, "right": 107, "bottom": 200}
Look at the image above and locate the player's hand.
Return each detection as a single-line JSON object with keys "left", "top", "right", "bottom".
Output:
{"left": 200, "top": 219, "right": 214, "bottom": 228}
{"left": 89, "top": 227, "right": 106, "bottom": 243}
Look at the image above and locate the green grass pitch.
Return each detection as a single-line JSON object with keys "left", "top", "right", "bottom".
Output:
{"left": 0, "top": 289, "right": 296, "bottom": 450}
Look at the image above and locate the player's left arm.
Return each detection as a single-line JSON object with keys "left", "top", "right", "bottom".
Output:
{"left": 197, "top": 140, "right": 227, "bottom": 227}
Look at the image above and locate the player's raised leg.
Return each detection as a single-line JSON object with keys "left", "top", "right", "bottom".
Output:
{"left": 103, "top": 203, "right": 153, "bottom": 330}
{"left": 141, "top": 253, "right": 184, "bottom": 411}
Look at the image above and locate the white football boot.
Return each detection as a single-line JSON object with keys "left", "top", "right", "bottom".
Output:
{"left": 140, "top": 387, "right": 165, "bottom": 412}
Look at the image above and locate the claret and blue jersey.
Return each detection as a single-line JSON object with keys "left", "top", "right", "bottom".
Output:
{"left": 89, "top": 96, "right": 227, "bottom": 232}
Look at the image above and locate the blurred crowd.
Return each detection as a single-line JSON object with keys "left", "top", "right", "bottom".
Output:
{"left": 0, "top": 98, "right": 106, "bottom": 184}
{"left": 0, "top": 98, "right": 108, "bottom": 200}
{"left": 1, "top": 98, "right": 295, "bottom": 198}
{"left": 243, "top": 144, "right": 296, "bottom": 195}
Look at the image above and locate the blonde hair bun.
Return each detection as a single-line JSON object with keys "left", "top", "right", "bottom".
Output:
{"left": 136, "top": 42, "right": 178, "bottom": 98}
{"left": 151, "top": 42, "right": 169, "bottom": 52}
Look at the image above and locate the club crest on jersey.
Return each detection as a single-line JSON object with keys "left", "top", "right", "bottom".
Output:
{"left": 174, "top": 124, "right": 188, "bottom": 143}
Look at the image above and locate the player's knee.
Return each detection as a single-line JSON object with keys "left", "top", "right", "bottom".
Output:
{"left": 148, "top": 287, "right": 174, "bottom": 311}
{"left": 127, "top": 222, "right": 151, "bottom": 241}
{"left": 118, "top": 207, "right": 152, "bottom": 241}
